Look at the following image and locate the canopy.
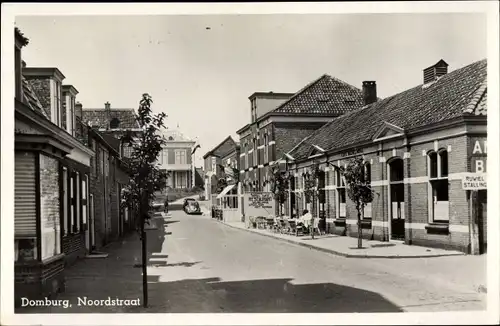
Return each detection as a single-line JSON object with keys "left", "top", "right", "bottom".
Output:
{"left": 216, "top": 184, "right": 236, "bottom": 199}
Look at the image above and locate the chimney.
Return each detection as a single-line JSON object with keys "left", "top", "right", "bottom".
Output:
{"left": 423, "top": 59, "right": 448, "bottom": 84}
{"left": 362, "top": 81, "right": 377, "bottom": 106}
{"left": 104, "top": 101, "right": 111, "bottom": 130}
{"left": 75, "top": 101, "right": 83, "bottom": 119}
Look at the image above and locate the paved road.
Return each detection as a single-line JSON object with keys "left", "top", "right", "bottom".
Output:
{"left": 17, "top": 209, "right": 486, "bottom": 314}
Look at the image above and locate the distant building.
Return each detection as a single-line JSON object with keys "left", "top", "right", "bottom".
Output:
{"left": 203, "top": 136, "right": 240, "bottom": 199}
{"left": 158, "top": 127, "right": 196, "bottom": 189}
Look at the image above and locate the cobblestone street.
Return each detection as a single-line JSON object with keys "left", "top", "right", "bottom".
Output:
{"left": 16, "top": 208, "right": 486, "bottom": 314}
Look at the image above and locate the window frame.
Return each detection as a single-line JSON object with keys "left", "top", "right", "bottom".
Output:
{"left": 427, "top": 149, "right": 450, "bottom": 223}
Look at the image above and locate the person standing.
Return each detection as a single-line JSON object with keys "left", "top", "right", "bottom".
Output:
{"left": 164, "top": 197, "right": 169, "bottom": 214}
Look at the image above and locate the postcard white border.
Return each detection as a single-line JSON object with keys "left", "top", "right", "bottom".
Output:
{"left": 1, "top": 1, "right": 499, "bottom": 325}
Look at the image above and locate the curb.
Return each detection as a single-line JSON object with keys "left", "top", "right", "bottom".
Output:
{"left": 220, "top": 221, "right": 466, "bottom": 259}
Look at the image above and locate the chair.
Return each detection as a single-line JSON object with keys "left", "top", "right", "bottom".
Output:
{"left": 279, "top": 219, "right": 287, "bottom": 234}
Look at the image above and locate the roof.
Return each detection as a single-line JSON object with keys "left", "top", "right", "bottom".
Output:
{"left": 203, "top": 136, "right": 237, "bottom": 159}
{"left": 268, "top": 74, "right": 365, "bottom": 116}
{"left": 21, "top": 75, "right": 49, "bottom": 118}
{"left": 15, "top": 27, "right": 29, "bottom": 47}
{"left": 163, "top": 126, "right": 194, "bottom": 142}
{"left": 82, "top": 108, "right": 141, "bottom": 130}
{"left": 290, "top": 59, "right": 487, "bottom": 161}
{"left": 237, "top": 74, "right": 366, "bottom": 134}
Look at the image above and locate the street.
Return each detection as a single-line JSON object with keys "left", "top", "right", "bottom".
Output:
{"left": 17, "top": 206, "right": 486, "bottom": 314}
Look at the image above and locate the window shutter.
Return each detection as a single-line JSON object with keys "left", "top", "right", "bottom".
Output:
{"left": 15, "top": 152, "right": 37, "bottom": 237}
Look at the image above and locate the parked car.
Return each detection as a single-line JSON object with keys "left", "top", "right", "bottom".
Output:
{"left": 183, "top": 198, "right": 201, "bottom": 215}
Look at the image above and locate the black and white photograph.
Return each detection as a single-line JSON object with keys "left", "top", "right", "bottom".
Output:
{"left": 1, "top": 2, "right": 499, "bottom": 325}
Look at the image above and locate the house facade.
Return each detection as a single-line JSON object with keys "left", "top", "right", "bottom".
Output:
{"left": 14, "top": 28, "right": 95, "bottom": 303}
{"left": 237, "top": 76, "right": 366, "bottom": 195}
{"left": 158, "top": 128, "right": 196, "bottom": 190}
{"left": 203, "top": 136, "right": 239, "bottom": 199}
{"left": 286, "top": 59, "right": 487, "bottom": 254}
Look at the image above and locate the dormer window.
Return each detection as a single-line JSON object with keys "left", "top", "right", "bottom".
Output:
{"left": 53, "top": 80, "right": 62, "bottom": 126}
{"left": 62, "top": 85, "right": 79, "bottom": 136}
{"left": 110, "top": 118, "right": 120, "bottom": 129}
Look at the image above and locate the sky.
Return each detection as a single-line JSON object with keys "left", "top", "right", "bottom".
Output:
{"left": 15, "top": 13, "right": 486, "bottom": 168}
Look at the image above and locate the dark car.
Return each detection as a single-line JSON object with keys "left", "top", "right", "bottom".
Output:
{"left": 183, "top": 198, "right": 201, "bottom": 215}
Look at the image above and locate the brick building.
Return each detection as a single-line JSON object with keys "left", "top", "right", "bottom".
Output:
{"left": 286, "top": 59, "right": 487, "bottom": 254}
{"left": 87, "top": 130, "right": 134, "bottom": 250}
{"left": 236, "top": 75, "right": 365, "bottom": 194}
{"left": 14, "top": 28, "right": 94, "bottom": 304}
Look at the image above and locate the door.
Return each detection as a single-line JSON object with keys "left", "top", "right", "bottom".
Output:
{"left": 90, "top": 194, "right": 95, "bottom": 250}
{"left": 389, "top": 158, "right": 405, "bottom": 241}
{"left": 478, "top": 190, "right": 487, "bottom": 254}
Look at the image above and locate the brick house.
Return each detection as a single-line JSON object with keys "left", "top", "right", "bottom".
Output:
{"left": 236, "top": 76, "right": 365, "bottom": 195}
{"left": 286, "top": 59, "right": 487, "bottom": 254}
{"left": 14, "top": 28, "right": 94, "bottom": 304}
{"left": 87, "top": 130, "right": 134, "bottom": 251}
{"left": 81, "top": 102, "right": 142, "bottom": 159}
{"left": 203, "top": 136, "right": 240, "bottom": 200}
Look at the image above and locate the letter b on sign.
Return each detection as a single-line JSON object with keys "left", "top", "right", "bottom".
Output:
{"left": 472, "top": 157, "right": 486, "bottom": 173}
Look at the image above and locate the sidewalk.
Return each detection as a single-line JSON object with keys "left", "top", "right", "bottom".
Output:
{"left": 220, "top": 221, "right": 467, "bottom": 259}
{"left": 16, "top": 216, "right": 168, "bottom": 313}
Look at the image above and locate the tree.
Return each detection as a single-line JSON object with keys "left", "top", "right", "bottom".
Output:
{"left": 303, "top": 161, "right": 320, "bottom": 239}
{"left": 339, "top": 157, "right": 374, "bottom": 249}
{"left": 121, "top": 93, "right": 168, "bottom": 308}
{"left": 270, "top": 165, "right": 290, "bottom": 216}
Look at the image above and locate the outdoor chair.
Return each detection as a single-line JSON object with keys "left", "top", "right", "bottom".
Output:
{"left": 266, "top": 217, "right": 275, "bottom": 230}
{"left": 279, "top": 219, "right": 287, "bottom": 234}
{"left": 256, "top": 216, "right": 266, "bottom": 229}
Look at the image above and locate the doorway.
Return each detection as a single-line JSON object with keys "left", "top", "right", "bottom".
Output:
{"left": 478, "top": 190, "right": 487, "bottom": 254}
{"left": 389, "top": 158, "right": 405, "bottom": 241}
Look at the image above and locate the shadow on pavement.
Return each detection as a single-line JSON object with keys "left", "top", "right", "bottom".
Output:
{"left": 16, "top": 216, "right": 402, "bottom": 314}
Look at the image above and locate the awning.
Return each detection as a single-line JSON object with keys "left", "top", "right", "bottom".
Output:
{"left": 216, "top": 184, "right": 236, "bottom": 199}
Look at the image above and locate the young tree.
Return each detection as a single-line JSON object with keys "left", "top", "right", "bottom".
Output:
{"left": 303, "top": 161, "right": 320, "bottom": 239}
{"left": 121, "top": 93, "right": 168, "bottom": 308}
{"left": 270, "top": 165, "right": 289, "bottom": 216}
{"left": 339, "top": 156, "right": 373, "bottom": 249}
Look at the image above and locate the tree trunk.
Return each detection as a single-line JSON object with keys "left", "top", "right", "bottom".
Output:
{"left": 357, "top": 205, "right": 362, "bottom": 249}
{"left": 139, "top": 198, "right": 148, "bottom": 308}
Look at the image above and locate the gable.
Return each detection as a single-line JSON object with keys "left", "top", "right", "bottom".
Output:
{"left": 372, "top": 121, "right": 405, "bottom": 142}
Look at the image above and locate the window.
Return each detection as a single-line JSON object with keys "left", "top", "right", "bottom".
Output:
{"left": 428, "top": 149, "right": 449, "bottom": 222}
{"left": 363, "top": 162, "right": 372, "bottom": 219}
{"left": 264, "top": 134, "right": 269, "bottom": 163}
{"left": 110, "top": 118, "right": 120, "bottom": 129}
{"left": 336, "top": 169, "right": 346, "bottom": 218}
{"left": 211, "top": 157, "right": 216, "bottom": 173}
{"left": 99, "top": 148, "right": 104, "bottom": 175}
{"left": 175, "top": 150, "right": 187, "bottom": 164}
{"left": 76, "top": 172, "right": 80, "bottom": 232}
{"left": 244, "top": 143, "right": 248, "bottom": 169}
{"left": 53, "top": 80, "right": 62, "bottom": 127}
{"left": 71, "top": 96, "right": 76, "bottom": 136}
{"left": 40, "top": 154, "right": 61, "bottom": 260}
{"left": 62, "top": 167, "right": 69, "bottom": 235}
{"left": 253, "top": 138, "right": 257, "bottom": 166}
{"left": 70, "top": 172, "right": 75, "bottom": 232}
{"left": 92, "top": 141, "right": 97, "bottom": 175}
{"left": 176, "top": 171, "right": 188, "bottom": 188}
{"left": 82, "top": 175, "right": 88, "bottom": 226}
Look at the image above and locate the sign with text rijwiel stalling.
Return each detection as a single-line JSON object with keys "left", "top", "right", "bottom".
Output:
{"left": 461, "top": 173, "right": 487, "bottom": 190}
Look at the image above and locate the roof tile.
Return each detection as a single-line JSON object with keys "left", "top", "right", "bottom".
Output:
{"left": 270, "top": 74, "right": 365, "bottom": 116}
{"left": 290, "top": 59, "right": 487, "bottom": 160}
{"left": 82, "top": 108, "right": 140, "bottom": 130}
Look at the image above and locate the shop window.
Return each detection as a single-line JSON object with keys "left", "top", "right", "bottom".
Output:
{"left": 336, "top": 169, "right": 346, "bottom": 218}
{"left": 110, "top": 118, "right": 120, "bottom": 129}
{"left": 40, "top": 154, "right": 61, "bottom": 260}
{"left": 428, "top": 149, "right": 449, "bottom": 223}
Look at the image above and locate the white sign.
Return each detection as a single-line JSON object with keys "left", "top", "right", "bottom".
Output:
{"left": 462, "top": 173, "right": 487, "bottom": 190}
